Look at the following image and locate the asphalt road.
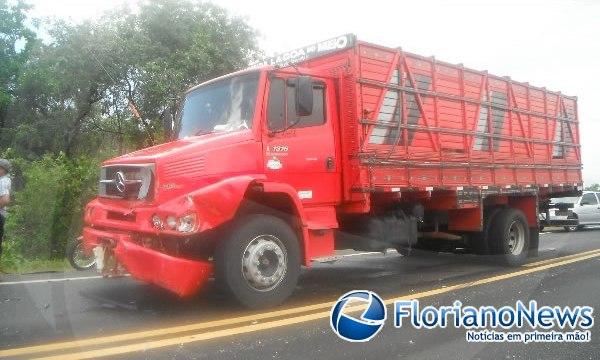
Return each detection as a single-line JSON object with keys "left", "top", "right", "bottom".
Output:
{"left": 1, "top": 228, "right": 599, "bottom": 359}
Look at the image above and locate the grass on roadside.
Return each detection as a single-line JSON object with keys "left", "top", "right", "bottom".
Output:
{"left": 1, "top": 237, "right": 73, "bottom": 274}
{"left": 0, "top": 257, "right": 71, "bottom": 274}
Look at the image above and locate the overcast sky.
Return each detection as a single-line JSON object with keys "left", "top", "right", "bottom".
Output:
{"left": 24, "top": 0, "right": 600, "bottom": 184}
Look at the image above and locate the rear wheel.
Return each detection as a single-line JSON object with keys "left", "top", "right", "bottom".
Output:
{"left": 564, "top": 225, "right": 579, "bottom": 232}
{"left": 215, "top": 214, "right": 301, "bottom": 309}
{"left": 488, "top": 208, "right": 530, "bottom": 266}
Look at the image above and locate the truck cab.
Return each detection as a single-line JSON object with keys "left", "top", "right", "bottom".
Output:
{"left": 83, "top": 66, "right": 342, "bottom": 307}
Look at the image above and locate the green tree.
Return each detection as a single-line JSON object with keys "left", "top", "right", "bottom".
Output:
{"left": 1, "top": 0, "right": 260, "bottom": 261}
{"left": 584, "top": 183, "right": 600, "bottom": 191}
{"left": 0, "top": 0, "right": 37, "bottom": 137}
{"left": 3, "top": 0, "right": 259, "bottom": 156}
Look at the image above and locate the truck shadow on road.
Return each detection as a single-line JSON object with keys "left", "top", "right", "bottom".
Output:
{"left": 76, "top": 250, "right": 518, "bottom": 317}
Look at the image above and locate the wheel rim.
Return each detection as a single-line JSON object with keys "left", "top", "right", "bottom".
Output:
{"left": 73, "top": 242, "right": 96, "bottom": 269}
{"left": 507, "top": 220, "right": 525, "bottom": 255}
{"left": 241, "top": 235, "right": 287, "bottom": 292}
{"left": 567, "top": 226, "right": 577, "bottom": 231}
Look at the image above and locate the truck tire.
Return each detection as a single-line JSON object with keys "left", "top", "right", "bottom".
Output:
{"left": 468, "top": 207, "right": 503, "bottom": 255}
{"left": 215, "top": 214, "right": 301, "bottom": 309}
{"left": 488, "top": 208, "right": 530, "bottom": 266}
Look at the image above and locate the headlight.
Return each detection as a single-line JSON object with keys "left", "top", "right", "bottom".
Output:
{"left": 151, "top": 214, "right": 163, "bottom": 229}
{"left": 177, "top": 213, "right": 197, "bottom": 233}
{"left": 166, "top": 216, "right": 177, "bottom": 230}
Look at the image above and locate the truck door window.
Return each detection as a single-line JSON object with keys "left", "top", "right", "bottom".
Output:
{"left": 581, "top": 193, "right": 598, "bottom": 205}
{"left": 267, "top": 77, "right": 325, "bottom": 131}
{"left": 267, "top": 78, "right": 286, "bottom": 131}
{"left": 286, "top": 84, "right": 325, "bottom": 128}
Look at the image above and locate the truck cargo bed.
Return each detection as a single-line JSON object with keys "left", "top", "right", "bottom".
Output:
{"left": 301, "top": 37, "right": 581, "bottom": 199}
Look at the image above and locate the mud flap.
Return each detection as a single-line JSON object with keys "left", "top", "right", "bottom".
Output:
{"left": 528, "top": 227, "right": 539, "bottom": 258}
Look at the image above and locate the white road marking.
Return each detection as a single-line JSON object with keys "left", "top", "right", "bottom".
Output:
{"left": 0, "top": 274, "right": 129, "bottom": 286}
{"left": 339, "top": 249, "right": 399, "bottom": 257}
{"left": 339, "top": 251, "right": 381, "bottom": 257}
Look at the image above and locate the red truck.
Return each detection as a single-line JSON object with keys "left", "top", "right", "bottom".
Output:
{"left": 83, "top": 34, "right": 582, "bottom": 308}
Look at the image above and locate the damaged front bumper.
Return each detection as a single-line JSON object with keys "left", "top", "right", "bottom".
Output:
{"left": 82, "top": 227, "right": 213, "bottom": 297}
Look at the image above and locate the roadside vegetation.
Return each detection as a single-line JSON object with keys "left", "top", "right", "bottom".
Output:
{"left": 0, "top": 0, "right": 259, "bottom": 272}
{"left": 584, "top": 184, "right": 600, "bottom": 191}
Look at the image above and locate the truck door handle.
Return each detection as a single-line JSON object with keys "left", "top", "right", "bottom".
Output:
{"left": 326, "top": 157, "right": 335, "bottom": 171}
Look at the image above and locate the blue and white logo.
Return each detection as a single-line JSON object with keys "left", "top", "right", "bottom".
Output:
{"left": 330, "top": 290, "right": 387, "bottom": 342}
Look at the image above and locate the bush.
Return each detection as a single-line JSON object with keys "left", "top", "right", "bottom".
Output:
{"left": 1, "top": 150, "right": 99, "bottom": 261}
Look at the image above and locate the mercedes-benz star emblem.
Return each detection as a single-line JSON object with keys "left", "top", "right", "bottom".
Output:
{"left": 114, "top": 171, "right": 127, "bottom": 193}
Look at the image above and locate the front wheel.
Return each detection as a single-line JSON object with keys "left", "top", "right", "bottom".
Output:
{"left": 564, "top": 225, "right": 579, "bottom": 232}
{"left": 488, "top": 208, "right": 530, "bottom": 267}
{"left": 215, "top": 214, "right": 301, "bottom": 309}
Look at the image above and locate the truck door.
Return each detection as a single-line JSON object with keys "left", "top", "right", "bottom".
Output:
{"left": 262, "top": 76, "right": 341, "bottom": 205}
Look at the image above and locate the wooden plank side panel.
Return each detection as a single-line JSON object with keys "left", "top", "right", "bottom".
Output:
{"left": 354, "top": 41, "right": 581, "bottom": 190}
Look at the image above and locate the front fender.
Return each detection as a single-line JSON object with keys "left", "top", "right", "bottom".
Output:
{"left": 186, "top": 174, "right": 266, "bottom": 232}
{"left": 161, "top": 177, "right": 318, "bottom": 266}
{"left": 151, "top": 175, "right": 266, "bottom": 233}
{"left": 255, "top": 181, "right": 316, "bottom": 266}
{"left": 257, "top": 181, "right": 308, "bottom": 226}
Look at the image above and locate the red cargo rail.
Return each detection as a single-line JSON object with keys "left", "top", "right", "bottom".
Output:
{"left": 301, "top": 37, "right": 582, "bottom": 202}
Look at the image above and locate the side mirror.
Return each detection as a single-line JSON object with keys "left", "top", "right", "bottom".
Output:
{"left": 295, "top": 76, "right": 313, "bottom": 117}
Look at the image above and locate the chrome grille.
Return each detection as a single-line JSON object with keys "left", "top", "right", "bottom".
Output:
{"left": 99, "top": 164, "right": 154, "bottom": 200}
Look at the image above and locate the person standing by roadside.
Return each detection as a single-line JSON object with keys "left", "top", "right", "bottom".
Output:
{"left": 0, "top": 159, "right": 11, "bottom": 263}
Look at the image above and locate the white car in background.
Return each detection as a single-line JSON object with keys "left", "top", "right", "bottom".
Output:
{"left": 540, "top": 192, "right": 600, "bottom": 231}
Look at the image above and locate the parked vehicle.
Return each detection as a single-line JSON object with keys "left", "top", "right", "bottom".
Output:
{"left": 66, "top": 236, "right": 96, "bottom": 271}
{"left": 540, "top": 192, "right": 600, "bottom": 231}
{"left": 82, "top": 34, "right": 582, "bottom": 308}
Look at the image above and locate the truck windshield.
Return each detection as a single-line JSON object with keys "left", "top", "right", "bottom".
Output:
{"left": 177, "top": 72, "right": 259, "bottom": 138}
